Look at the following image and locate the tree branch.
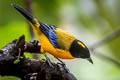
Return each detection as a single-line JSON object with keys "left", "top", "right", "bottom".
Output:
{"left": 90, "top": 28, "right": 120, "bottom": 51}
{"left": 0, "top": 35, "right": 77, "bottom": 80}
{"left": 89, "top": 28, "right": 120, "bottom": 67}
{"left": 93, "top": 51, "right": 120, "bottom": 67}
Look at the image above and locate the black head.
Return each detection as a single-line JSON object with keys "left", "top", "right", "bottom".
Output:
{"left": 69, "top": 40, "right": 93, "bottom": 64}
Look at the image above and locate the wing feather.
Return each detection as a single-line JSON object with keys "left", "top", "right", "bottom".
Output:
{"left": 40, "top": 23, "right": 59, "bottom": 48}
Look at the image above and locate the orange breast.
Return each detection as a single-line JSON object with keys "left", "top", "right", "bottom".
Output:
{"left": 38, "top": 33, "right": 75, "bottom": 59}
{"left": 56, "top": 49, "right": 75, "bottom": 59}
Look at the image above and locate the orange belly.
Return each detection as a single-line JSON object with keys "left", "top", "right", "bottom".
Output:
{"left": 38, "top": 33, "right": 75, "bottom": 59}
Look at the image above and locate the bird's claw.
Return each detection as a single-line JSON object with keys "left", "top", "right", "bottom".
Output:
{"left": 55, "top": 57, "right": 69, "bottom": 72}
{"left": 57, "top": 62, "right": 69, "bottom": 72}
{"left": 46, "top": 58, "right": 54, "bottom": 68}
{"left": 43, "top": 53, "right": 54, "bottom": 68}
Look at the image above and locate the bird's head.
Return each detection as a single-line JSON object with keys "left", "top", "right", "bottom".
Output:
{"left": 69, "top": 40, "right": 93, "bottom": 64}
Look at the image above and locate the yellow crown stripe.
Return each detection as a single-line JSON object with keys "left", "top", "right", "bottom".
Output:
{"left": 77, "top": 41, "right": 86, "bottom": 48}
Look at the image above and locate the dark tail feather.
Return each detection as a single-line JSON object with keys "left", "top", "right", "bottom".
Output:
{"left": 12, "top": 4, "right": 34, "bottom": 23}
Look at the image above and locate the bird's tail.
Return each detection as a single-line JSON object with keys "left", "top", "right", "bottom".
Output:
{"left": 12, "top": 4, "right": 37, "bottom": 25}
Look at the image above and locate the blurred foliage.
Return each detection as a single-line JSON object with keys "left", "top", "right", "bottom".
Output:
{"left": 0, "top": 76, "right": 20, "bottom": 80}
{"left": 0, "top": 21, "right": 30, "bottom": 48}
{"left": 0, "top": 0, "right": 120, "bottom": 80}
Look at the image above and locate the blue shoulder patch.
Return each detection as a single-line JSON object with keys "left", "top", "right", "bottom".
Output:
{"left": 40, "top": 23, "right": 59, "bottom": 48}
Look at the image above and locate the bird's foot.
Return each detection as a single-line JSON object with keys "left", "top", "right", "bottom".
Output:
{"left": 55, "top": 58, "right": 69, "bottom": 72}
{"left": 43, "top": 53, "right": 54, "bottom": 68}
{"left": 57, "top": 63, "right": 69, "bottom": 72}
{"left": 46, "top": 57, "right": 54, "bottom": 68}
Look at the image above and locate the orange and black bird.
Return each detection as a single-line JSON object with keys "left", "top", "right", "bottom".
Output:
{"left": 12, "top": 4, "right": 93, "bottom": 64}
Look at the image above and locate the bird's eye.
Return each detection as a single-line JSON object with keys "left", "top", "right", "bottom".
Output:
{"left": 77, "top": 41, "right": 86, "bottom": 48}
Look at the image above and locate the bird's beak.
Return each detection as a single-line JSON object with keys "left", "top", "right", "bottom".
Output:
{"left": 12, "top": 4, "right": 35, "bottom": 24}
{"left": 87, "top": 57, "right": 93, "bottom": 64}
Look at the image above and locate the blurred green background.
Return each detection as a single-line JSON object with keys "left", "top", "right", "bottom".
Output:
{"left": 0, "top": 0, "right": 120, "bottom": 80}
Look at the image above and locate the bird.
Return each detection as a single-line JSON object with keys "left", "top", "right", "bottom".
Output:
{"left": 12, "top": 4, "right": 93, "bottom": 64}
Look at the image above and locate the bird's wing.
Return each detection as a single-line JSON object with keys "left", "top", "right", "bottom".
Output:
{"left": 40, "top": 23, "right": 76, "bottom": 50}
{"left": 40, "top": 23, "right": 59, "bottom": 48}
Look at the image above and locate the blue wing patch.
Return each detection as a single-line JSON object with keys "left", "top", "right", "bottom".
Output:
{"left": 49, "top": 29, "right": 58, "bottom": 48}
{"left": 39, "top": 23, "right": 59, "bottom": 48}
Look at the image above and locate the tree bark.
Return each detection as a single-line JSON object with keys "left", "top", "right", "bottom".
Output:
{"left": 0, "top": 35, "right": 77, "bottom": 80}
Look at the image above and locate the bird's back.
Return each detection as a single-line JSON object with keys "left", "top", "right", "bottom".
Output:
{"left": 55, "top": 28, "right": 76, "bottom": 50}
